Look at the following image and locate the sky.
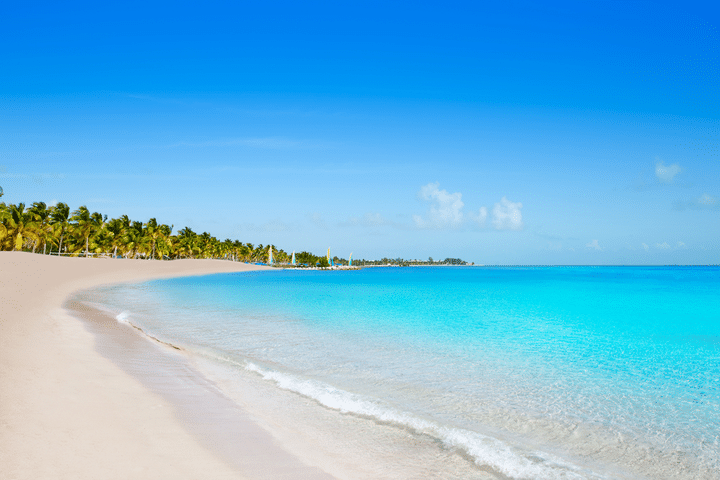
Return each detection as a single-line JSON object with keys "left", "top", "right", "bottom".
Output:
{"left": 2, "top": 0, "right": 718, "bottom": 264}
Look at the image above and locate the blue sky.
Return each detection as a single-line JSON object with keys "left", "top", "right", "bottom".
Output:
{"left": 2, "top": 1, "right": 718, "bottom": 264}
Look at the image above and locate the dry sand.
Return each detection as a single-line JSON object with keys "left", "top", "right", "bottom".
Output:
{"left": 0, "top": 252, "right": 335, "bottom": 480}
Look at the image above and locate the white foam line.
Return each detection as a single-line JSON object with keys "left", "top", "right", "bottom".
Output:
{"left": 244, "top": 362, "right": 605, "bottom": 480}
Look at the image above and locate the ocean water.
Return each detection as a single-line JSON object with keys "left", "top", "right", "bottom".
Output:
{"left": 76, "top": 266, "right": 720, "bottom": 479}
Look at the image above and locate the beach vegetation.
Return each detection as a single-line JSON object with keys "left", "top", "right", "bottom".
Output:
{"left": 0, "top": 201, "right": 468, "bottom": 266}
{"left": 0, "top": 203, "right": 41, "bottom": 251}
{"left": 0, "top": 201, "right": 294, "bottom": 263}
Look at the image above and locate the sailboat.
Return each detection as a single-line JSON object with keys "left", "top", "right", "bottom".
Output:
{"left": 268, "top": 245, "right": 273, "bottom": 265}
{"left": 327, "top": 248, "right": 333, "bottom": 266}
{"left": 348, "top": 252, "right": 353, "bottom": 267}
{"left": 291, "top": 251, "right": 295, "bottom": 266}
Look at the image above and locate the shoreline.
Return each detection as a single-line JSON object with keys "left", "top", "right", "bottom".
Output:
{"left": 0, "top": 252, "right": 335, "bottom": 479}
{"left": 51, "top": 257, "right": 500, "bottom": 479}
{"left": 64, "top": 262, "right": 720, "bottom": 480}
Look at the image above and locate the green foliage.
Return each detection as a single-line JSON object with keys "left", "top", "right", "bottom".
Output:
{"left": 0, "top": 200, "right": 305, "bottom": 264}
{"left": 295, "top": 251, "right": 321, "bottom": 265}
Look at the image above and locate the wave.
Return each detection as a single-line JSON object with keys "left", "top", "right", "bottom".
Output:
{"left": 108, "top": 309, "right": 181, "bottom": 351}
{"left": 244, "top": 362, "right": 606, "bottom": 480}
{"left": 85, "top": 300, "right": 605, "bottom": 478}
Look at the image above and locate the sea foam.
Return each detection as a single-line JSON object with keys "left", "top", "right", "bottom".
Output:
{"left": 244, "top": 362, "right": 603, "bottom": 480}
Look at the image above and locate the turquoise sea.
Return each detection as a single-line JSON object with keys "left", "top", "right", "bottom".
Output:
{"left": 77, "top": 266, "right": 720, "bottom": 479}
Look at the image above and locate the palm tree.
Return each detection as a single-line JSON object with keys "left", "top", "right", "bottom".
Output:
{"left": 29, "top": 202, "right": 52, "bottom": 254}
{"left": 141, "top": 218, "right": 173, "bottom": 260}
{"left": 3, "top": 203, "right": 41, "bottom": 251}
{"left": 176, "top": 227, "right": 199, "bottom": 258}
{"left": 0, "top": 202, "right": 8, "bottom": 248}
{"left": 197, "top": 232, "right": 214, "bottom": 258}
{"left": 105, "top": 217, "right": 127, "bottom": 258}
{"left": 242, "top": 243, "right": 254, "bottom": 262}
{"left": 122, "top": 220, "right": 144, "bottom": 258}
{"left": 142, "top": 218, "right": 172, "bottom": 260}
{"left": 70, "top": 206, "right": 105, "bottom": 257}
{"left": 50, "top": 202, "right": 71, "bottom": 255}
{"left": 155, "top": 224, "right": 173, "bottom": 260}
{"left": 221, "top": 238, "right": 235, "bottom": 260}
{"left": 276, "top": 248, "right": 289, "bottom": 264}
{"left": 89, "top": 227, "right": 113, "bottom": 257}
{"left": 0, "top": 202, "right": 10, "bottom": 249}
{"left": 253, "top": 244, "right": 266, "bottom": 263}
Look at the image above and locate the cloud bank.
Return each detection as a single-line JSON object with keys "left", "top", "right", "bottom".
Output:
{"left": 492, "top": 197, "right": 523, "bottom": 230}
{"left": 413, "top": 182, "right": 465, "bottom": 228}
{"left": 655, "top": 161, "right": 682, "bottom": 183}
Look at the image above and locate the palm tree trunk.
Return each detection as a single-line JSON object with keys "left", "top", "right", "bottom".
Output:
{"left": 86, "top": 236, "right": 89, "bottom": 257}
{"left": 58, "top": 230, "right": 64, "bottom": 255}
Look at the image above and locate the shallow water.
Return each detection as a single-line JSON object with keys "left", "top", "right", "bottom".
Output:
{"left": 76, "top": 266, "right": 720, "bottom": 479}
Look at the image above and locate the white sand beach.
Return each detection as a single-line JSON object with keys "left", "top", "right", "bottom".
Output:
{"left": 0, "top": 252, "right": 335, "bottom": 480}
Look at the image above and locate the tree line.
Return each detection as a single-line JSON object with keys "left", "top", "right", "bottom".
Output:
{"left": 0, "top": 201, "right": 289, "bottom": 262}
{"left": 350, "top": 257, "right": 469, "bottom": 266}
{"left": 1, "top": 200, "right": 470, "bottom": 266}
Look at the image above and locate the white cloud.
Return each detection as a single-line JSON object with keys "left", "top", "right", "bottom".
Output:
{"left": 655, "top": 161, "right": 682, "bottom": 183}
{"left": 586, "top": 239, "right": 602, "bottom": 250}
{"left": 677, "top": 241, "right": 686, "bottom": 248}
{"left": 676, "top": 192, "right": 720, "bottom": 210}
{"left": 656, "top": 242, "right": 671, "bottom": 250}
{"left": 642, "top": 243, "right": 650, "bottom": 252}
{"left": 413, "top": 184, "right": 524, "bottom": 231}
{"left": 492, "top": 197, "right": 523, "bottom": 230}
{"left": 414, "top": 182, "right": 465, "bottom": 228}
{"left": 697, "top": 193, "right": 717, "bottom": 206}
